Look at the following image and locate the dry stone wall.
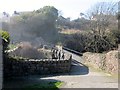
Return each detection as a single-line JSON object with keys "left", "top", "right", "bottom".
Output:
{"left": 83, "top": 50, "right": 119, "bottom": 74}
{"left": 4, "top": 57, "right": 72, "bottom": 77}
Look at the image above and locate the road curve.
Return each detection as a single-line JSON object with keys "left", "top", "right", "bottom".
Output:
{"left": 41, "top": 48, "right": 118, "bottom": 88}
{"left": 57, "top": 49, "right": 118, "bottom": 88}
{"left": 63, "top": 49, "right": 83, "bottom": 63}
{"left": 4, "top": 47, "right": 118, "bottom": 88}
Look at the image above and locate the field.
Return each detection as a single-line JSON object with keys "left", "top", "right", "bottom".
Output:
{"left": 60, "top": 29, "right": 82, "bottom": 34}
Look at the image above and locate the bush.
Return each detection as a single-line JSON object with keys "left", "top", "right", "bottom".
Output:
{"left": 63, "top": 33, "right": 86, "bottom": 53}
{"left": 63, "top": 31, "right": 118, "bottom": 53}
{"left": 0, "top": 30, "right": 10, "bottom": 42}
{"left": 111, "top": 29, "right": 120, "bottom": 44}
{"left": 0, "top": 30, "right": 10, "bottom": 50}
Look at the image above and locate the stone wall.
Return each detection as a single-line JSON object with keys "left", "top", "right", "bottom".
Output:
{"left": 83, "top": 50, "right": 119, "bottom": 74}
{"left": 4, "top": 57, "right": 72, "bottom": 77}
{"left": 118, "top": 45, "right": 120, "bottom": 74}
{"left": 0, "top": 37, "right": 3, "bottom": 89}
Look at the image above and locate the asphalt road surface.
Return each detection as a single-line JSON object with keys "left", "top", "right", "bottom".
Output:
{"left": 3, "top": 49, "right": 118, "bottom": 89}
{"left": 41, "top": 49, "right": 118, "bottom": 88}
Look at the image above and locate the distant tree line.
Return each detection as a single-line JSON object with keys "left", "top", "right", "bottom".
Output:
{"left": 1, "top": 2, "right": 119, "bottom": 53}
{"left": 6, "top": 6, "right": 59, "bottom": 44}
{"left": 60, "top": 2, "right": 119, "bottom": 53}
{"left": 56, "top": 16, "right": 91, "bottom": 30}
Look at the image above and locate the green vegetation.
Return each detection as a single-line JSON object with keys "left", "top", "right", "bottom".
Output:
{"left": 2, "top": 2, "right": 119, "bottom": 53}
{"left": 0, "top": 30, "right": 10, "bottom": 42}
{"left": 59, "top": 2, "right": 119, "bottom": 53}
{"left": 2, "top": 2, "right": 119, "bottom": 89}
{"left": 23, "top": 81, "right": 63, "bottom": 90}
{"left": 85, "top": 62, "right": 118, "bottom": 79}
{"left": 0, "top": 30, "right": 10, "bottom": 51}
{"left": 10, "top": 6, "right": 59, "bottom": 44}
{"left": 8, "top": 44, "right": 17, "bottom": 49}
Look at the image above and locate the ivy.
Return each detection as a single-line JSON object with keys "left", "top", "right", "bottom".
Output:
{"left": 0, "top": 30, "right": 10, "bottom": 42}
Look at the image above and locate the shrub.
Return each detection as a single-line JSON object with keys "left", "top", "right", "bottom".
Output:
{"left": 63, "top": 31, "right": 119, "bottom": 53}
{"left": 111, "top": 29, "right": 120, "bottom": 44}
{"left": 0, "top": 30, "right": 10, "bottom": 50}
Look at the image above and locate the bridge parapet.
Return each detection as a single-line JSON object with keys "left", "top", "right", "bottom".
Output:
{"left": 4, "top": 45, "right": 72, "bottom": 77}
{"left": 5, "top": 54, "right": 72, "bottom": 77}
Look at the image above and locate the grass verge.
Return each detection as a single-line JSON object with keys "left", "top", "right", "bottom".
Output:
{"left": 84, "top": 63, "right": 118, "bottom": 79}
{"left": 22, "top": 81, "right": 63, "bottom": 90}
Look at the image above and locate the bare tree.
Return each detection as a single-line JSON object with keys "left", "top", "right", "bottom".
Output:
{"left": 86, "top": 2, "right": 118, "bottom": 35}
{"left": 83, "top": 2, "right": 118, "bottom": 52}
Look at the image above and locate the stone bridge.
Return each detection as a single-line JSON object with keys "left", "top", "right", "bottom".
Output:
{"left": 2, "top": 45, "right": 119, "bottom": 89}
{"left": 4, "top": 51, "right": 72, "bottom": 77}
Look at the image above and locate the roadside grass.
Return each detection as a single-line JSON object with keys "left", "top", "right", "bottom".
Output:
{"left": 22, "top": 81, "right": 63, "bottom": 90}
{"left": 8, "top": 44, "right": 17, "bottom": 49}
{"left": 84, "top": 63, "right": 118, "bottom": 79}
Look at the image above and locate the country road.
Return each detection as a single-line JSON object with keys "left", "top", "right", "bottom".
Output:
{"left": 42, "top": 62, "right": 118, "bottom": 88}
{"left": 3, "top": 48, "right": 118, "bottom": 89}
{"left": 40, "top": 49, "right": 118, "bottom": 88}
{"left": 63, "top": 49, "right": 83, "bottom": 63}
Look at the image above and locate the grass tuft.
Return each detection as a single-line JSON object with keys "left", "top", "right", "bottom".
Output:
{"left": 22, "top": 81, "right": 63, "bottom": 90}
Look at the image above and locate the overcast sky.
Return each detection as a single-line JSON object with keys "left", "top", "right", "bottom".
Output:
{"left": 0, "top": 0, "right": 119, "bottom": 20}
